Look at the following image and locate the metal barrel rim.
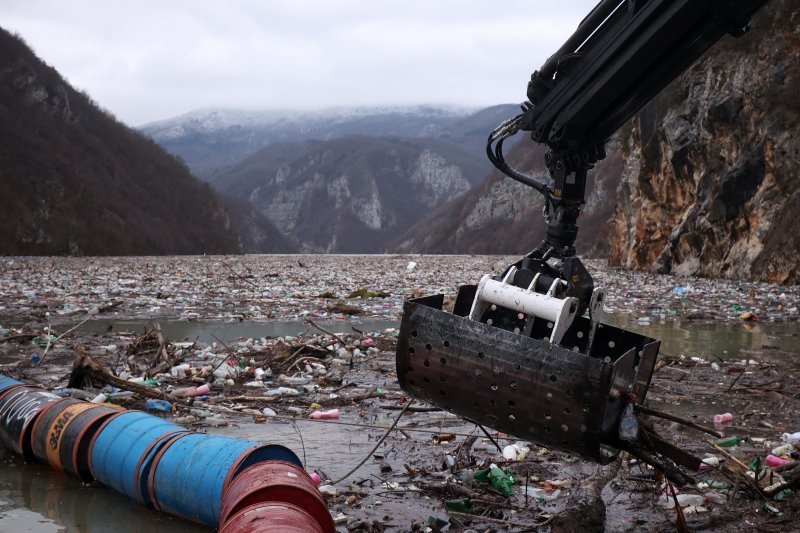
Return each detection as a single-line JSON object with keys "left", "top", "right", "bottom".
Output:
{"left": 222, "top": 443, "right": 303, "bottom": 493}
{"left": 135, "top": 428, "right": 191, "bottom": 507}
{"left": 219, "top": 460, "right": 334, "bottom": 533}
{"left": 88, "top": 410, "right": 186, "bottom": 502}
{"left": 0, "top": 386, "right": 62, "bottom": 459}
{"left": 149, "top": 433, "right": 301, "bottom": 527}
{"left": 31, "top": 397, "right": 91, "bottom": 470}
{"left": 44, "top": 402, "right": 96, "bottom": 470}
{"left": 219, "top": 501, "right": 326, "bottom": 533}
{"left": 62, "top": 403, "right": 125, "bottom": 482}
{"left": 145, "top": 431, "right": 189, "bottom": 510}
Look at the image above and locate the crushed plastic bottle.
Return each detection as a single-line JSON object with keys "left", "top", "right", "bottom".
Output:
{"left": 525, "top": 487, "right": 562, "bottom": 502}
{"left": 145, "top": 399, "right": 173, "bottom": 413}
{"left": 781, "top": 432, "right": 800, "bottom": 446}
{"left": 658, "top": 493, "right": 705, "bottom": 509}
{"left": 619, "top": 404, "right": 638, "bottom": 441}
{"left": 309, "top": 409, "right": 340, "bottom": 420}
{"left": 487, "top": 465, "right": 514, "bottom": 494}
{"left": 263, "top": 387, "right": 300, "bottom": 397}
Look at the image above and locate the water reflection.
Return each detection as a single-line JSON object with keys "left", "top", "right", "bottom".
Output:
{"left": 73, "top": 318, "right": 398, "bottom": 344}
{"left": 603, "top": 316, "right": 798, "bottom": 359}
{"left": 0, "top": 450, "right": 209, "bottom": 533}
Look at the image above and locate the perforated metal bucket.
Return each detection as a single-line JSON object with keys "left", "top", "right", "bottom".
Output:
{"left": 396, "top": 291, "right": 659, "bottom": 464}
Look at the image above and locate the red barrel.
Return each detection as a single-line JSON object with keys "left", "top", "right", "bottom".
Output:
{"left": 0, "top": 386, "right": 62, "bottom": 459}
{"left": 219, "top": 502, "right": 325, "bottom": 533}
{"left": 219, "top": 461, "right": 334, "bottom": 533}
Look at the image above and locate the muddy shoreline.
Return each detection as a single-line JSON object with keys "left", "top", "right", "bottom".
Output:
{"left": 1, "top": 255, "right": 799, "bottom": 532}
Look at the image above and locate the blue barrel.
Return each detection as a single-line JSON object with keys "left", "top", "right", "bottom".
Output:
{"left": 0, "top": 375, "right": 23, "bottom": 395}
{"left": 89, "top": 410, "right": 187, "bottom": 504}
{"left": 149, "top": 433, "right": 301, "bottom": 527}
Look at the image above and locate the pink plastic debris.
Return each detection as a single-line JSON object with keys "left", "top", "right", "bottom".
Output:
{"left": 713, "top": 412, "right": 733, "bottom": 424}
{"left": 309, "top": 408, "right": 340, "bottom": 420}
{"left": 765, "top": 454, "right": 791, "bottom": 467}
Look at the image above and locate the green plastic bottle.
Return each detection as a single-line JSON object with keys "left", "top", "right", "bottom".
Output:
{"left": 488, "top": 466, "right": 514, "bottom": 494}
{"left": 715, "top": 435, "right": 741, "bottom": 447}
{"left": 444, "top": 498, "right": 474, "bottom": 513}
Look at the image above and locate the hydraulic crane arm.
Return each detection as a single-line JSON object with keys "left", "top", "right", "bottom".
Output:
{"left": 396, "top": 0, "right": 771, "bottom": 477}
{"left": 489, "top": 0, "right": 769, "bottom": 259}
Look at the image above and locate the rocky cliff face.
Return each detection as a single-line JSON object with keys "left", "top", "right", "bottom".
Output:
{"left": 391, "top": 138, "right": 622, "bottom": 257}
{"left": 609, "top": 1, "right": 799, "bottom": 283}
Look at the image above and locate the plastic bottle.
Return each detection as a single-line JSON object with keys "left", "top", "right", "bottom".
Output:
{"left": 145, "top": 399, "right": 173, "bottom": 413}
{"left": 715, "top": 435, "right": 741, "bottom": 447}
{"left": 444, "top": 498, "right": 474, "bottom": 513}
{"left": 473, "top": 468, "right": 490, "bottom": 483}
{"left": 772, "top": 443, "right": 795, "bottom": 456}
{"left": 171, "top": 383, "right": 210, "bottom": 398}
{"left": 309, "top": 409, "right": 340, "bottom": 420}
{"left": 765, "top": 454, "right": 790, "bottom": 467}
{"left": 618, "top": 404, "right": 638, "bottom": 441}
{"left": 525, "top": 487, "right": 562, "bottom": 501}
{"left": 658, "top": 493, "right": 705, "bottom": 509}
{"left": 713, "top": 413, "right": 734, "bottom": 424}
{"left": 487, "top": 465, "right": 514, "bottom": 494}
{"left": 704, "top": 492, "right": 728, "bottom": 505}
{"left": 781, "top": 432, "right": 800, "bottom": 446}
{"left": 502, "top": 445, "right": 518, "bottom": 461}
{"left": 90, "top": 393, "right": 107, "bottom": 403}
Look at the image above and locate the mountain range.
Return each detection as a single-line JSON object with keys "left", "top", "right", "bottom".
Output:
{"left": 2, "top": 0, "right": 797, "bottom": 283}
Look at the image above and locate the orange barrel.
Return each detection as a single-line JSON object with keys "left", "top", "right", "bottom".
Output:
{"left": 219, "top": 460, "right": 334, "bottom": 532}
{"left": 30, "top": 397, "right": 87, "bottom": 467}
{"left": 219, "top": 502, "right": 325, "bottom": 533}
{"left": 58, "top": 402, "right": 125, "bottom": 482}
{"left": 0, "top": 386, "right": 62, "bottom": 459}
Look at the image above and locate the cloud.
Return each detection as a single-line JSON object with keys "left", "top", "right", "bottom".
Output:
{"left": 4, "top": 0, "right": 597, "bottom": 125}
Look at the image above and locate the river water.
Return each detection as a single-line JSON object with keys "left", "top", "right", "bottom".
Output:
{"left": 1, "top": 316, "right": 797, "bottom": 531}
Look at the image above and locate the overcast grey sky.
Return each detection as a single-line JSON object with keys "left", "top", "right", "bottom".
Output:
{"left": 5, "top": 1, "right": 598, "bottom": 126}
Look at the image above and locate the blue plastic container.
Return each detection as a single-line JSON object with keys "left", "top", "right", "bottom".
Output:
{"left": 89, "top": 410, "right": 187, "bottom": 504}
{"left": 0, "top": 375, "right": 23, "bottom": 395}
{"left": 149, "top": 433, "right": 301, "bottom": 527}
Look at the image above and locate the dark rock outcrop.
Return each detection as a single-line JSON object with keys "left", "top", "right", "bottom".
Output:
{"left": 609, "top": 1, "right": 799, "bottom": 283}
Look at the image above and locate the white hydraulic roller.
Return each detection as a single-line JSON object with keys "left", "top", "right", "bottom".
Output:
{"left": 468, "top": 266, "right": 579, "bottom": 345}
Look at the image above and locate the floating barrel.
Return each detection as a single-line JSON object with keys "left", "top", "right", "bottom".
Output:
{"left": 0, "top": 386, "right": 62, "bottom": 459}
{"left": 148, "top": 433, "right": 301, "bottom": 527}
{"left": 219, "top": 460, "right": 334, "bottom": 532}
{"left": 30, "top": 397, "right": 87, "bottom": 467}
{"left": 89, "top": 410, "right": 188, "bottom": 504}
{"left": 219, "top": 502, "right": 325, "bottom": 533}
{"left": 0, "top": 374, "right": 23, "bottom": 395}
{"left": 59, "top": 403, "right": 125, "bottom": 482}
